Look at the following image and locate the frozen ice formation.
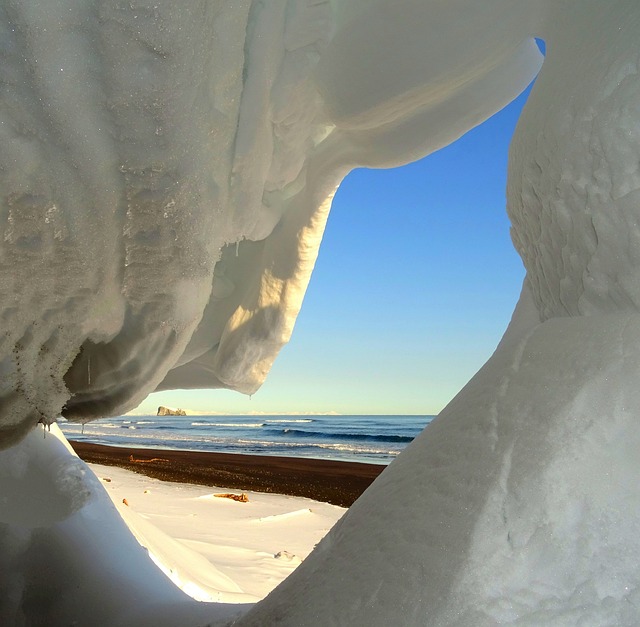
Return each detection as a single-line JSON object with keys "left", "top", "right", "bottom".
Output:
{"left": 1, "top": 0, "right": 640, "bottom": 625}
{"left": 0, "top": 0, "right": 337, "bottom": 444}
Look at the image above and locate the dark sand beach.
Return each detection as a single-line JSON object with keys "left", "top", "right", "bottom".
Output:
{"left": 70, "top": 441, "right": 385, "bottom": 507}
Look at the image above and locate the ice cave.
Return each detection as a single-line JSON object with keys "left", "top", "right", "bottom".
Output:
{"left": 1, "top": 1, "right": 640, "bottom": 625}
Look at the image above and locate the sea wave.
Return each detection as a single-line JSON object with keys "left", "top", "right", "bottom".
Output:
{"left": 191, "top": 422, "right": 263, "bottom": 428}
{"left": 277, "top": 428, "right": 414, "bottom": 444}
{"left": 262, "top": 419, "right": 314, "bottom": 424}
{"left": 237, "top": 439, "right": 307, "bottom": 448}
{"left": 315, "top": 442, "right": 400, "bottom": 456}
{"left": 235, "top": 439, "right": 398, "bottom": 456}
{"left": 58, "top": 414, "right": 431, "bottom": 464}
{"left": 76, "top": 423, "right": 121, "bottom": 429}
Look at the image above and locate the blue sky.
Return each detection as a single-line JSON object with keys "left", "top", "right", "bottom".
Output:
{"left": 138, "top": 86, "right": 532, "bottom": 416}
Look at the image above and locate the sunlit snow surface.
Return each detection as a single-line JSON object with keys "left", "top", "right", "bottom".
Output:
{"left": 1, "top": 1, "right": 640, "bottom": 625}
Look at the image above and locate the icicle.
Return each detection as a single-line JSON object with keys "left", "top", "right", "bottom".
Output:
{"left": 236, "top": 240, "right": 240, "bottom": 257}
{"left": 88, "top": 355, "right": 91, "bottom": 386}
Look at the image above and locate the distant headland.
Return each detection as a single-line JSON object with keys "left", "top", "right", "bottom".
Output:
{"left": 157, "top": 406, "right": 186, "bottom": 416}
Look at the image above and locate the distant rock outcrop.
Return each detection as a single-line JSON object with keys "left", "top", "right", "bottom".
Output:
{"left": 157, "top": 406, "right": 186, "bottom": 416}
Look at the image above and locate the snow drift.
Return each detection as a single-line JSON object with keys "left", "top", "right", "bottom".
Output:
{"left": 1, "top": 0, "right": 640, "bottom": 625}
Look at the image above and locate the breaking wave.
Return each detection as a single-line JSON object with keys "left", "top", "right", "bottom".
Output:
{"left": 276, "top": 428, "right": 414, "bottom": 444}
{"left": 60, "top": 414, "right": 433, "bottom": 464}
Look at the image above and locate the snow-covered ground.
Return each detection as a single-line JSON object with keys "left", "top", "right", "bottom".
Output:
{"left": 89, "top": 462, "right": 346, "bottom": 604}
{"left": 0, "top": 424, "right": 345, "bottom": 626}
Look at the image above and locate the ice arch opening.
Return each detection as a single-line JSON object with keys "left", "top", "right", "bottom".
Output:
{"left": 277, "top": 102, "right": 529, "bottom": 415}
{"left": 143, "top": 90, "right": 529, "bottom": 418}
{"left": 2, "top": 1, "right": 640, "bottom": 626}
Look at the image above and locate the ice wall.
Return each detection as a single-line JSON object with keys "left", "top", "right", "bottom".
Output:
{"left": 1, "top": 0, "right": 640, "bottom": 625}
{"left": 240, "top": 2, "right": 640, "bottom": 625}
{"left": 0, "top": 0, "right": 338, "bottom": 443}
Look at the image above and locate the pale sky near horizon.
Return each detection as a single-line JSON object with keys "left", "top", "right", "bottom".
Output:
{"left": 134, "top": 86, "right": 533, "bottom": 417}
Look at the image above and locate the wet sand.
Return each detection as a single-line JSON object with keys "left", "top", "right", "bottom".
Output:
{"left": 69, "top": 441, "right": 385, "bottom": 507}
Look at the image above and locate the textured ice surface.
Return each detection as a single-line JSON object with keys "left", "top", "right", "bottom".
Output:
{"left": 0, "top": 0, "right": 541, "bottom": 444}
{"left": 1, "top": 0, "right": 640, "bottom": 625}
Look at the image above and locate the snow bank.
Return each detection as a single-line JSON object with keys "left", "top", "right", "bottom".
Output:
{"left": 0, "top": 424, "right": 344, "bottom": 626}
{"left": 0, "top": 425, "right": 248, "bottom": 626}
{"left": 1, "top": 0, "right": 640, "bottom": 625}
{"left": 95, "top": 463, "right": 344, "bottom": 603}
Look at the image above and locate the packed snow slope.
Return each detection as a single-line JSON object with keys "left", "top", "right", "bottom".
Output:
{"left": 1, "top": 0, "right": 640, "bottom": 625}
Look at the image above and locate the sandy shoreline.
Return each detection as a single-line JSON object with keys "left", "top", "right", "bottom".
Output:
{"left": 70, "top": 441, "right": 385, "bottom": 507}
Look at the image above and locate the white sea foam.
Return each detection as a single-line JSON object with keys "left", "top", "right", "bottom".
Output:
{"left": 315, "top": 443, "right": 399, "bottom": 456}
{"left": 236, "top": 439, "right": 308, "bottom": 448}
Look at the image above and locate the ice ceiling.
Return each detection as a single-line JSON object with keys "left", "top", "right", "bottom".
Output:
{"left": 1, "top": 1, "right": 640, "bottom": 625}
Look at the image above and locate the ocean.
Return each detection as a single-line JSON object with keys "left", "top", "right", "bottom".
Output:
{"left": 59, "top": 414, "right": 434, "bottom": 465}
